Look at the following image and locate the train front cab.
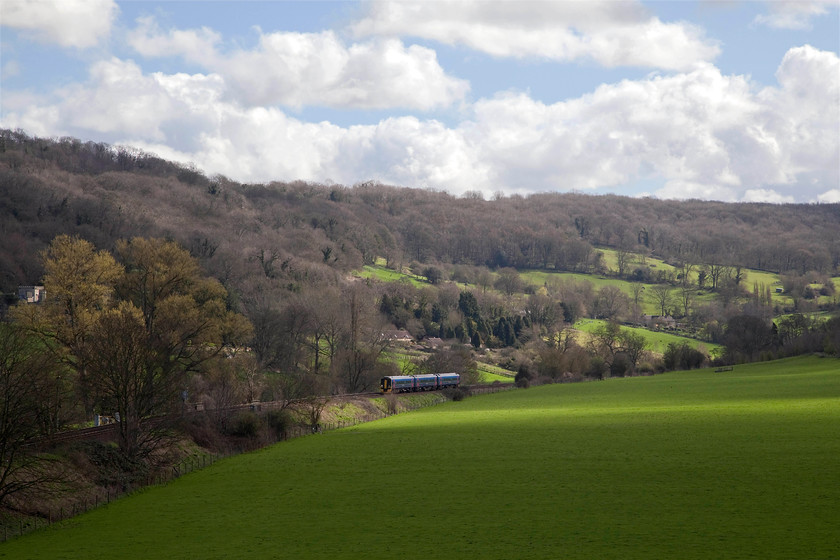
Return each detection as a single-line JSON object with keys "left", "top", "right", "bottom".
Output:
{"left": 380, "top": 376, "right": 392, "bottom": 394}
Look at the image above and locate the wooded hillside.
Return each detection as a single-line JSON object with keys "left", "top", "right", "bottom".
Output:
{"left": 2, "top": 129, "right": 839, "bottom": 306}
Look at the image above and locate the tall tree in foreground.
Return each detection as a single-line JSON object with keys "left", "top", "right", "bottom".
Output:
{"left": 0, "top": 325, "right": 65, "bottom": 506}
{"left": 15, "top": 236, "right": 252, "bottom": 460}
{"left": 11, "top": 235, "right": 123, "bottom": 418}
{"left": 101, "top": 238, "right": 252, "bottom": 459}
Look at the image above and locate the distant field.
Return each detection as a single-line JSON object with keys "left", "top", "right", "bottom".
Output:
{"left": 6, "top": 356, "right": 838, "bottom": 559}
{"left": 382, "top": 347, "right": 426, "bottom": 372}
{"left": 521, "top": 269, "right": 717, "bottom": 315}
{"left": 476, "top": 361, "right": 515, "bottom": 382}
{"left": 574, "top": 318, "right": 723, "bottom": 358}
{"left": 355, "top": 263, "right": 428, "bottom": 287}
{"left": 597, "top": 247, "right": 676, "bottom": 275}
{"left": 355, "top": 255, "right": 837, "bottom": 314}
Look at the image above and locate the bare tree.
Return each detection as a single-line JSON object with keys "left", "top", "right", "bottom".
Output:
{"left": 334, "top": 284, "right": 389, "bottom": 393}
{"left": 678, "top": 285, "right": 695, "bottom": 318}
{"left": 494, "top": 267, "right": 523, "bottom": 296}
{"left": 593, "top": 285, "right": 629, "bottom": 320}
{"left": 619, "top": 330, "right": 648, "bottom": 371}
{"left": 525, "top": 291, "right": 559, "bottom": 330}
{"left": 630, "top": 283, "right": 646, "bottom": 318}
{"left": 672, "top": 262, "right": 693, "bottom": 288}
{"left": 615, "top": 245, "right": 632, "bottom": 278}
{"left": 0, "top": 325, "right": 65, "bottom": 506}
{"left": 306, "top": 287, "right": 344, "bottom": 374}
{"left": 422, "top": 346, "right": 480, "bottom": 385}
{"left": 649, "top": 284, "right": 673, "bottom": 317}
{"left": 589, "top": 321, "right": 623, "bottom": 367}
{"left": 706, "top": 262, "right": 732, "bottom": 291}
{"left": 476, "top": 268, "right": 494, "bottom": 294}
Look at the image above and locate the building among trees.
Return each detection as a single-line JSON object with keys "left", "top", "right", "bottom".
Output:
{"left": 17, "top": 286, "right": 45, "bottom": 304}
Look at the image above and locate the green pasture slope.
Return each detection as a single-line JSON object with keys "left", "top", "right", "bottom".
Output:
{"left": 354, "top": 262, "right": 428, "bottom": 287}
{"left": 520, "top": 269, "right": 717, "bottom": 316}
{"left": 574, "top": 318, "right": 724, "bottom": 357}
{"left": 4, "top": 356, "right": 838, "bottom": 559}
{"left": 476, "top": 361, "right": 515, "bottom": 382}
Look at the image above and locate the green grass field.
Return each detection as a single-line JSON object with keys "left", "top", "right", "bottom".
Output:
{"left": 7, "top": 356, "right": 837, "bottom": 559}
{"left": 520, "top": 269, "right": 718, "bottom": 316}
{"left": 355, "top": 263, "right": 429, "bottom": 287}
{"left": 476, "top": 360, "right": 515, "bottom": 382}
{"left": 574, "top": 318, "right": 724, "bottom": 358}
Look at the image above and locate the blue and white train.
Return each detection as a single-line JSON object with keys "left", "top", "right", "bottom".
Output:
{"left": 380, "top": 373, "right": 460, "bottom": 394}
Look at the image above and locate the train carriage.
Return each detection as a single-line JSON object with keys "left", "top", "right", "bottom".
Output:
{"left": 436, "top": 373, "right": 460, "bottom": 388}
{"left": 380, "top": 373, "right": 460, "bottom": 393}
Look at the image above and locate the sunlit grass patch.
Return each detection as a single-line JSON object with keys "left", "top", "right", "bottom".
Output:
{"left": 573, "top": 318, "right": 723, "bottom": 357}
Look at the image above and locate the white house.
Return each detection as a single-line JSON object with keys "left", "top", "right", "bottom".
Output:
{"left": 18, "top": 285, "right": 46, "bottom": 303}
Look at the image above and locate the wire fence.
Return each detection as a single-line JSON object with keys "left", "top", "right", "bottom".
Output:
{"left": 1, "top": 382, "right": 516, "bottom": 542}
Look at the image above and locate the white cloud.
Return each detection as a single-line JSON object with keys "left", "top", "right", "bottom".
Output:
{"left": 351, "top": 0, "right": 720, "bottom": 70}
{"left": 127, "top": 16, "right": 221, "bottom": 64}
{"left": 462, "top": 64, "right": 764, "bottom": 195}
{"left": 741, "top": 189, "right": 795, "bottom": 203}
{"left": 2, "top": 58, "right": 226, "bottom": 143}
{"left": 127, "top": 18, "right": 469, "bottom": 111}
{"left": 756, "top": 46, "right": 840, "bottom": 195}
{"left": 1, "top": 46, "right": 837, "bottom": 203}
{"left": 753, "top": 1, "right": 836, "bottom": 30}
{"left": 817, "top": 189, "right": 840, "bottom": 203}
{"left": 655, "top": 181, "right": 739, "bottom": 202}
{"left": 0, "top": 0, "right": 117, "bottom": 49}
{"left": 334, "top": 117, "right": 488, "bottom": 189}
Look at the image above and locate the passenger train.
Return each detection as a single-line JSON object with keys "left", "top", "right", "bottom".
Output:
{"left": 380, "top": 373, "right": 460, "bottom": 394}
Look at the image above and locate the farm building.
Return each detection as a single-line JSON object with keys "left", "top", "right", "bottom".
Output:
{"left": 640, "top": 315, "right": 677, "bottom": 329}
{"left": 18, "top": 285, "right": 46, "bottom": 303}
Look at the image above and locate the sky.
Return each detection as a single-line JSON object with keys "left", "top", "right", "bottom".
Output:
{"left": 1, "top": 1, "right": 838, "bottom": 203}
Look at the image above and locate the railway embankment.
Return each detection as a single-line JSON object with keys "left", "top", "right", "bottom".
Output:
{"left": 2, "top": 384, "right": 513, "bottom": 542}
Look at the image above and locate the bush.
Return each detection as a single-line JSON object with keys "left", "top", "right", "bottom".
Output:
{"left": 229, "top": 411, "right": 261, "bottom": 437}
{"left": 264, "top": 409, "right": 294, "bottom": 440}
{"left": 385, "top": 393, "right": 399, "bottom": 414}
{"left": 70, "top": 441, "right": 148, "bottom": 489}
{"left": 183, "top": 413, "right": 227, "bottom": 452}
{"left": 558, "top": 371, "right": 584, "bottom": 383}
{"left": 610, "top": 353, "right": 630, "bottom": 377}
{"left": 637, "top": 361, "right": 656, "bottom": 375}
{"left": 663, "top": 342, "right": 707, "bottom": 371}
{"left": 444, "top": 388, "right": 468, "bottom": 401}
{"left": 585, "top": 356, "right": 608, "bottom": 380}
{"left": 515, "top": 363, "right": 534, "bottom": 388}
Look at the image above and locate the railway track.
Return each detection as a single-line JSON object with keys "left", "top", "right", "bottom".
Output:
{"left": 34, "top": 423, "right": 119, "bottom": 447}
{"left": 33, "top": 384, "right": 514, "bottom": 446}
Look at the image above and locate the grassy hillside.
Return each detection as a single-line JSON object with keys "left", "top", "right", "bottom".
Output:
{"left": 5, "top": 356, "right": 837, "bottom": 559}
{"left": 519, "top": 269, "right": 716, "bottom": 316}
{"left": 356, "top": 262, "right": 429, "bottom": 288}
{"left": 476, "top": 360, "right": 515, "bottom": 382}
{"left": 574, "top": 318, "right": 724, "bottom": 358}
